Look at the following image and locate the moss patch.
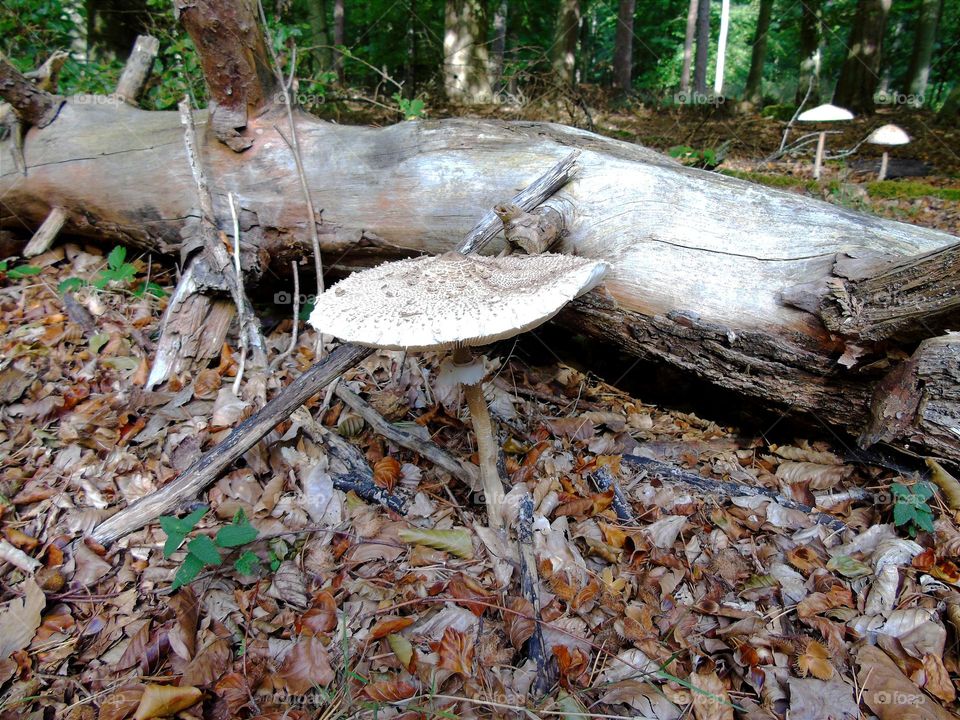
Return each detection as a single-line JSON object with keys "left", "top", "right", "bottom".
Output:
{"left": 865, "top": 180, "right": 960, "bottom": 201}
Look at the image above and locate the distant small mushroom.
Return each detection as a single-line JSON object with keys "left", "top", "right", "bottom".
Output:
{"left": 797, "top": 103, "right": 854, "bottom": 180}
{"left": 309, "top": 251, "right": 609, "bottom": 531}
{"left": 866, "top": 124, "right": 910, "bottom": 181}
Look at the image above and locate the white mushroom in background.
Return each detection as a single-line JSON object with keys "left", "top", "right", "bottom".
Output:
{"left": 866, "top": 124, "right": 910, "bottom": 181}
{"left": 796, "top": 103, "right": 854, "bottom": 180}
{"left": 309, "top": 251, "right": 609, "bottom": 531}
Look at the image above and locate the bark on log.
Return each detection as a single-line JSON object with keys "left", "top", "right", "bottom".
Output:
{"left": 2, "top": 98, "right": 959, "bottom": 460}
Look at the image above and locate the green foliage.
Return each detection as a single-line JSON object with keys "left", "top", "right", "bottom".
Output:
{"left": 161, "top": 508, "right": 262, "bottom": 590}
{"left": 891, "top": 481, "right": 935, "bottom": 537}
{"left": 393, "top": 92, "right": 425, "bottom": 120}
{"left": 669, "top": 145, "right": 719, "bottom": 169}
{"left": 867, "top": 181, "right": 960, "bottom": 202}
{"left": 57, "top": 246, "right": 166, "bottom": 298}
{"left": 0, "top": 260, "right": 42, "bottom": 280}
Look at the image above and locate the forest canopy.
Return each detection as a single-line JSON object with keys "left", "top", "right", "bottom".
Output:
{"left": 4, "top": 0, "right": 958, "bottom": 116}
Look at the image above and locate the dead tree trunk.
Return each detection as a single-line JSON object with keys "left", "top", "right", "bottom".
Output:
{"left": 1, "top": 8, "right": 959, "bottom": 465}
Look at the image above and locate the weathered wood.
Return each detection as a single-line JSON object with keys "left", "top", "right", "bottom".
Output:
{"left": 174, "top": 0, "right": 277, "bottom": 151}
{"left": 782, "top": 244, "right": 960, "bottom": 342}
{"left": 0, "top": 56, "right": 63, "bottom": 127}
{"left": 23, "top": 207, "right": 66, "bottom": 257}
{"left": 114, "top": 35, "right": 159, "bottom": 105}
{"left": 2, "top": 99, "right": 959, "bottom": 459}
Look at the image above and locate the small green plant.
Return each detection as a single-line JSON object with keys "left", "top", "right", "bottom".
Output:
{"left": 891, "top": 481, "right": 935, "bottom": 537}
{"left": 160, "top": 506, "right": 261, "bottom": 589}
{"left": 393, "top": 92, "right": 425, "bottom": 120}
{"left": 0, "top": 260, "right": 42, "bottom": 280}
{"left": 669, "top": 144, "right": 718, "bottom": 169}
{"left": 94, "top": 246, "right": 137, "bottom": 288}
{"left": 57, "top": 245, "right": 166, "bottom": 297}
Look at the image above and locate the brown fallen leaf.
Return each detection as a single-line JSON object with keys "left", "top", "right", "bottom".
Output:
{"left": 856, "top": 644, "right": 955, "bottom": 720}
{"left": 503, "top": 596, "right": 536, "bottom": 649}
{"left": 369, "top": 616, "right": 415, "bottom": 640}
{"left": 180, "top": 638, "right": 232, "bottom": 687}
{"left": 278, "top": 636, "right": 334, "bottom": 693}
{"left": 363, "top": 678, "right": 418, "bottom": 703}
{"left": 437, "top": 627, "right": 474, "bottom": 676}
{"left": 0, "top": 578, "right": 45, "bottom": 660}
{"left": 132, "top": 684, "right": 201, "bottom": 720}
{"left": 921, "top": 653, "right": 956, "bottom": 703}
{"left": 297, "top": 591, "right": 338, "bottom": 636}
{"left": 98, "top": 686, "right": 144, "bottom": 720}
{"left": 690, "top": 665, "right": 735, "bottom": 720}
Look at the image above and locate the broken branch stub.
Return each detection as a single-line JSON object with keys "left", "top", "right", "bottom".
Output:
{"left": 0, "top": 56, "right": 64, "bottom": 128}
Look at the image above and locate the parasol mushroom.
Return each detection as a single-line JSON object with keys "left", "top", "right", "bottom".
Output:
{"left": 797, "top": 103, "right": 854, "bottom": 180}
{"left": 309, "top": 251, "right": 609, "bottom": 531}
{"left": 866, "top": 124, "right": 910, "bottom": 181}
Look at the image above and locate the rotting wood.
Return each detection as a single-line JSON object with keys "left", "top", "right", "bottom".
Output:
{"left": 334, "top": 384, "right": 478, "bottom": 487}
{"left": 782, "top": 243, "right": 960, "bottom": 342}
{"left": 589, "top": 466, "right": 635, "bottom": 523}
{"left": 90, "top": 153, "right": 580, "bottom": 544}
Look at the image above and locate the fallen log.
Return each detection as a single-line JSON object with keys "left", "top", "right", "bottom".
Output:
{"left": 1, "top": 0, "right": 958, "bottom": 470}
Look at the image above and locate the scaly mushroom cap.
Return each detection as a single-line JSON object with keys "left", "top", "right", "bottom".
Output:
{"left": 797, "top": 103, "right": 854, "bottom": 122}
{"left": 309, "top": 252, "right": 609, "bottom": 351}
{"left": 866, "top": 124, "right": 910, "bottom": 146}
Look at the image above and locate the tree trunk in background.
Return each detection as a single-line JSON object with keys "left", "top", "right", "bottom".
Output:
{"left": 86, "top": 0, "right": 149, "bottom": 62}
{"left": 491, "top": 0, "right": 508, "bottom": 93}
{"left": 742, "top": 0, "right": 773, "bottom": 108}
{"left": 940, "top": 83, "right": 960, "bottom": 121}
{"left": 444, "top": 0, "right": 493, "bottom": 103}
{"left": 903, "top": 0, "right": 942, "bottom": 104}
{"left": 613, "top": 0, "right": 635, "bottom": 92}
{"left": 333, "top": 0, "right": 345, "bottom": 83}
{"left": 693, "top": 0, "right": 710, "bottom": 95}
{"left": 403, "top": 0, "right": 418, "bottom": 96}
{"left": 833, "top": 0, "right": 891, "bottom": 114}
{"left": 308, "top": 0, "right": 333, "bottom": 72}
{"left": 680, "top": 0, "right": 698, "bottom": 94}
{"left": 551, "top": 0, "right": 581, "bottom": 88}
{"left": 796, "top": 0, "right": 822, "bottom": 105}
{"left": 713, "top": 0, "right": 729, "bottom": 94}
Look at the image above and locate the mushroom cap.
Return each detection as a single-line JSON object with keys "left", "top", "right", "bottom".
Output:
{"left": 866, "top": 123, "right": 910, "bottom": 146}
{"left": 309, "top": 252, "right": 610, "bottom": 351}
{"left": 797, "top": 103, "right": 854, "bottom": 122}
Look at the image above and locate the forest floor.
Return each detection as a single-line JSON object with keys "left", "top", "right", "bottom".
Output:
{"left": 1, "top": 100, "right": 960, "bottom": 720}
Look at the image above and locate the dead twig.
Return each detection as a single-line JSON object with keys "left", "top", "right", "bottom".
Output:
{"left": 622, "top": 455, "right": 855, "bottom": 532}
{"left": 335, "top": 384, "right": 477, "bottom": 488}
{"left": 269, "top": 261, "right": 301, "bottom": 372}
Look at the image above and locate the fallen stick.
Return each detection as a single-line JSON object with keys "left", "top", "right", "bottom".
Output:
{"left": 622, "top": 455, "right": 855, "bottom": 532}
{"left": 518, "top": 493, "right": 554, "bottom": 696}
{"left": 589, "top": 466, "right": 635, "bottom": 523}
{"left": 334, "top": 384, "right": 477, "bottom": 487}
{"left": 90, "top": 152, "right": 581, "bottom": 545}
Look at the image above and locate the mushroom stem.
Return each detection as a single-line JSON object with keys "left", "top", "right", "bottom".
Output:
{"left": 878, "top": 151, "right": 889, "bottom": 181}
{"left": 464, "top": 382, "right": 505, "bottom": 530}
{"left": 814, "top": 131, "right": 826, "bottom": 180}
{"left": 453, "top": 345, "right": 504, "bottom": 530}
